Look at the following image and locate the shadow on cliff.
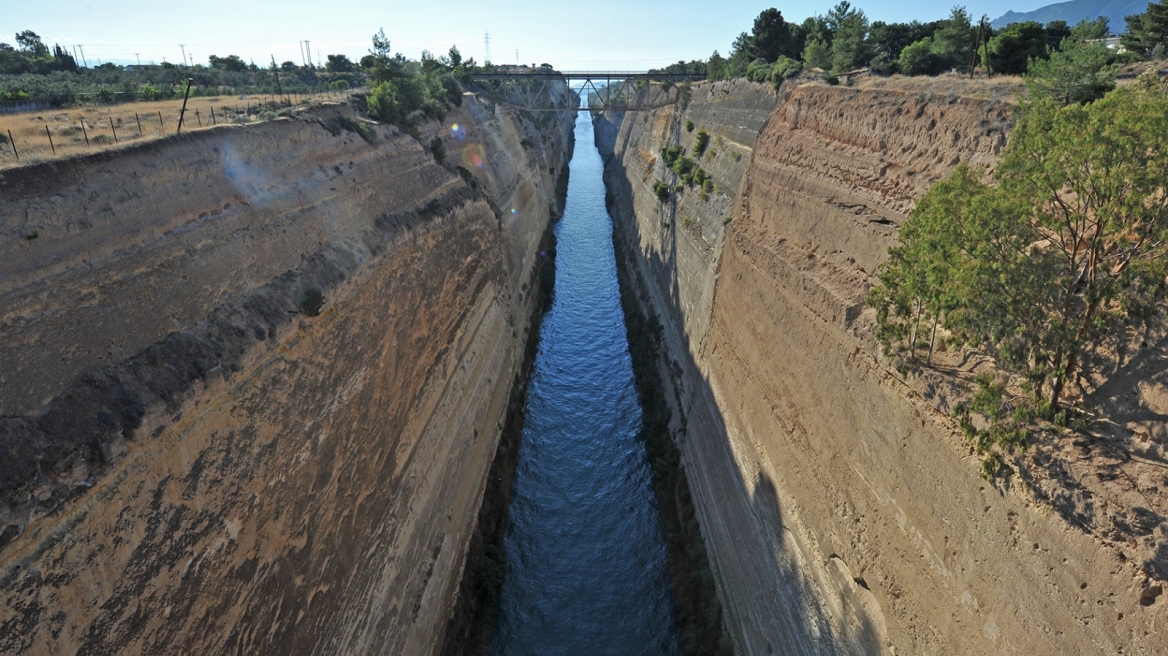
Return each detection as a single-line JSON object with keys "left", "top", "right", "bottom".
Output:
{"left": 596, "top": 111, "right": 875, "bottom": 656}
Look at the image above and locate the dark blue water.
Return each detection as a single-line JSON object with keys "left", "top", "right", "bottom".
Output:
{"left": 489, "top": 117, "right": 683, "bottom": 656}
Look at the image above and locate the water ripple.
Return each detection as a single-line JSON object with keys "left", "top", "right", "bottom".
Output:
{"left": 489, "top": 118, "right": 683, "bottom": 656}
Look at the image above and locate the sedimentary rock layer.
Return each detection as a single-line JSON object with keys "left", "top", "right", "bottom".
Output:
{"left": 599, "top": 78, "right": 1167, "bottom": 654}
{"left": 0, "top": 94, "right": 574, "bottom": 654}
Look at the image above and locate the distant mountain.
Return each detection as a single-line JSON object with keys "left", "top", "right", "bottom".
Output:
{"left": 991, "top": 0, "right": 1148, "bottom": 32}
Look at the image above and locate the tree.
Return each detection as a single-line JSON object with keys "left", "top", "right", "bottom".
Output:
{"left": 870, "top": 72, "right": 1168, "bottom": 422}
{"left": 1045, "top": 20, "right": 1072, "bottom": 49}
{"left": 280, "top": 61, "right": 297, "bottom": 72}
{"left": 985, "top": 21, "right": 1048, "bottom": 75}
{"left": 448, "top": 45, "right": 463, "bottom": 69}
{"left": 1122, "top": 0, "right": 1168, "bottom": 57}
{"left": 830, "top": 6, "right": 871, "bottom": 72}
{"left": 931, "top": 6, "right": 975, "bottom": 71}
{"left": 899, "top": 37, "right": 941, "bottom": 75}
{"left": 208, "top": 54, "right": 248, "bottom": 72}
{"left": 749, "top": 8, "right": 802, "bottom": 62}
{"left": 1025, "top": 28, "right": 1115, "bottom": 105}
{"left": 15, "top": 30, "right": 47, "bottom": 57}
{"left": 803, "top": 38, "right": 832, "bottom": 70}
{"left": 326, "top": 54, "right": 355, "bottom": 72}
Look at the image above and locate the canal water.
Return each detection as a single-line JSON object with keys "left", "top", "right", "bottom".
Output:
{"left": 489, "top": 116, "right": 683, "bottom": 655}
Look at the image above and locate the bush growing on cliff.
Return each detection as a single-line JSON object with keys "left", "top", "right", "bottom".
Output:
{"left": 652, "top": 180, "right": 672, "bottom": 202}
{"left": 685, "top": 119, "right": 695, "bottom": 132}
{"left": 868, "top": 73, "right": 1168, "bottom": 467}
{"left": 694, "top": 129, "right": 710, "bottom": 157}
{"left": 301, "top": 289, "right": 326, "bottom": 317}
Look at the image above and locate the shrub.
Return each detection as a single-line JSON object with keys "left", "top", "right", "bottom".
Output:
{"left": 652, "top": 180, "right": 672, "bottom": 202}
{"left": 660, "top": 145, "right": 684, "bottom": 166}
{"left": 685, "top": 119, "right": 695, "bottom": 132}
{"left": 899, "top": 37, "right": 942, "bottom": 76}
{"left": 301, "top": 289, "right": 326, "bottom": 316}
{"left": 139, "top": 84, "right": 159, "bottom": 101}
{"left": 430, "top": 136, "right": 446, "bottom": 163}
{"left": 329, "top": 79, "right": 351, "bottom": 92}
{"left": 694, "top": 129, "right": 710, "bottom": 157}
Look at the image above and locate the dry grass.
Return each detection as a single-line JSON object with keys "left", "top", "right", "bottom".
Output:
{"left": 0, "top": 90, "right": 348, "bottom": 169}
{"left": 845, "top": 71, "right": 1025, "bottom": 103}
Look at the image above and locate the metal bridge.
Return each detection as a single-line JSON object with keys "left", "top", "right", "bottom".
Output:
{"left": 469, "top": 70, "right": 706, "bottom": 112}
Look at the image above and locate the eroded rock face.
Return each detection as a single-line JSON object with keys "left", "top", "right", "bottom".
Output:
{"left": 599, "top": 79, "right": 1167, "bottom": 654}
{"left": 0, "top": 97, "right": 575, "bottom": 654}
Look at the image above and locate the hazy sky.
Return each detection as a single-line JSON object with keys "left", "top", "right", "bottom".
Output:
{"left": 5, "top": 0, "right": 1053, "bottom": 70}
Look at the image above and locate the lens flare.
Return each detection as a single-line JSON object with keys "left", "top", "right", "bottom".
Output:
{"left": 450, "top": 123, "right": 465, "bottom": 140}
{"left": 471, "top": 152, "right": 483, "bottom": 168}
{"left": 510, "top": 207, "right": 517, "bottom": 214}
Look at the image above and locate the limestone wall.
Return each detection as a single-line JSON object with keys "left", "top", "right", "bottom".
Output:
{"left": 0, "top": 94, "right": 574, "bottom": 655}
{"left": 599, "top": 78, "right": 1167, "bottom": 655}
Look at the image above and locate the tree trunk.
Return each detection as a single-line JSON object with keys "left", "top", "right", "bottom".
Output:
{"left": 927, "top": 312, "right": 941, "bottom": 364}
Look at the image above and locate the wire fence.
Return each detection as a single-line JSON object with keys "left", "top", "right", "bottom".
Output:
{"left": 0, "top": 86, "right": 364, "bottom": 167}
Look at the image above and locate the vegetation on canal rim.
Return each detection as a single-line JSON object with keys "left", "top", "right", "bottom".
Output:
{"left": 867, "top": 72, "right": 1168, "bottom": 477}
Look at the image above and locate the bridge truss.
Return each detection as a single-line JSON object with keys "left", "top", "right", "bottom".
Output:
{"left": 469, "top": 71, "right": 705, "bottom": 112}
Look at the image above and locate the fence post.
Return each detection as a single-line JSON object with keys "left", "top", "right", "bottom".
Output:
{"left": 46, "top": 126, "right": 55, "bottom": 155}
{"left": 195, "top": 108, "right": 202, "bottom": 127}
{"left": 81, "top": 119, "right": 90, "bottom": 147}
{"left": 177, "top": 78, "right": 193, "bottom": 134}
{"left": 158, "top": 110, "right": 164, "bottom": 128}
{"left": 135, "top": 112, "right": 143, "bottom": 136}
{"left": 210, "top": 106, "right": 216, "bottom": 126}
{"left": 109, "top": 117, "right": 118, "bottom": 142}
{"left": 8, "top": 129, "right": 16, "bottom": 161}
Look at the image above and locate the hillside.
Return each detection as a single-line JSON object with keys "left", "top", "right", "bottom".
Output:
{"left": 991, "top": 0, "right": 1146, "bottom": 30}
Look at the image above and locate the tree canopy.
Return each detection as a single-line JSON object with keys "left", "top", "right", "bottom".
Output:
{"left": 869, "top": 74, "right": 1168, "bottom": 461}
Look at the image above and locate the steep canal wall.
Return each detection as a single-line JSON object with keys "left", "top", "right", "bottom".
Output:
{"left": 597, "top": 77, "right": 1168, "bottom": 654}
{"left": 0, "top": 89, "right": 575, "bottom": 653}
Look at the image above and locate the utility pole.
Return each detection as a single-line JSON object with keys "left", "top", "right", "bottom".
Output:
{"left": 299, "top": 41, "right": 306, "bottom": 66}
{"left": 179, "top": 44, "right": 186, "bottom": 67}
{"left": 305, "top": 40, "right": 312, "bottom": 67}
{"left": 78, "top": 45, "right": 88, "bottom": 68}
{"left": 188, "top": 53, "right": 194, "bottom": 67}
{"left": 515, "top": 48, "right": 519, "bottom": 66}
{"left": 484, "top": 30, "right": 491, "bottom": 65}
{"left": 135, "top": 53, "right": 141, "bottom": 66}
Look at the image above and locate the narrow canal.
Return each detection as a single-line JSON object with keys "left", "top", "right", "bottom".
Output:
{"left": 489, "top": 115, "right": 683, "bottom": 655}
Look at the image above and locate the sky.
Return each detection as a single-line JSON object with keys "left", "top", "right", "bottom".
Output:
{"left": 3, "top": 0, "right": 1056, "bottom": 70}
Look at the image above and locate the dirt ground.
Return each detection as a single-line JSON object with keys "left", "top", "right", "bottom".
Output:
{"left": 0, "top": 89, "right": 350, "bottom": 169}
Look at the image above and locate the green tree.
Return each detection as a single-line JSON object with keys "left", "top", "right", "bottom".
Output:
{"left": 985, "top": 21, "right": 1048, "bottom": 75}
{"left": 15, "top": 30, "right": 47, "bottom": 57}
{"left": 1025, "top": 25, "right": 1116, "bottom": 105}
{"left": 830, "top": 6, "right": 871, "bottom": 72}
{"left": 803, "top": 38, "right": 832, "bottom": 69}
{"left": 899, "top": 37, "right": 941, "bottom": 75}
{"left": 447, "top": 45, "right": 463, "bottom": 69}
{"left": 931, "top": 6, "right": 975, "bottom": 71}
{"left": 749, "top": 8, "right": 803, "bottom": 62}
{"left": 209, "top": 54, "right": 248, "bottom": 72}
{"left": 871, "top": 72, "right": 1168, "bottom": 420}
{"left": 326, "top": 54, "right": 355, "bottom": 72}
{"left": 1122, "top": 0, "right": 1168, "bottom": 57}
{"left": 1045, "top": 20, "right": 1072, "bottom": 49}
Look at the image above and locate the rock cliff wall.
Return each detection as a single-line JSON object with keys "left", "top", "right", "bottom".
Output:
{"left": 0, "top": 91, "right": 574, "bottom": 654}
{"left": 598, "top": 79, "right": 1167, "bottom": 654}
